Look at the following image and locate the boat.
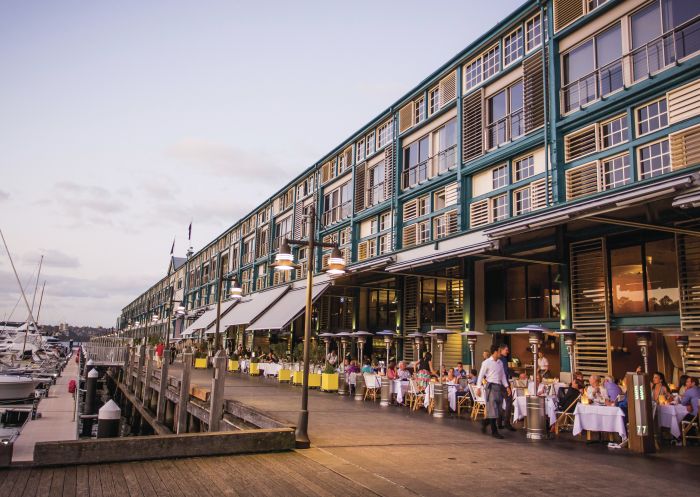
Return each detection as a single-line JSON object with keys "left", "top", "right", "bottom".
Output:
{"left": 0, "top": 375, "right": 40, "bottom": 401}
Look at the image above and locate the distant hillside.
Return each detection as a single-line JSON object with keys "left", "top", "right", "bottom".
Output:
{"left": 41, "top": 324, "right": 115, "bottom": 342}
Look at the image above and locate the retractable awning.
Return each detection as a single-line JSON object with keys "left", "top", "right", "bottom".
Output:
{"left": 385, "top": 230, "right": 494, "bottom": 273}
{"left": 246, "top": 283, "right": 330, "bottom": 331}
{"left": 182, "top": 306, "right": 214, "bottom": 336}
{"left": 346, "top": 256, "right": 395, "bottom": 273}
{"left": 218, "top": 285, "right": 289, "bottom": 328}
{"left": 484, "top": 172, "right": 697, "bottom": 239}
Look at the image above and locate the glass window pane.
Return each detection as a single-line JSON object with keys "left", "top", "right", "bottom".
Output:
{"left": 632, "top": 2, "right": 662, "bottom": 49}
{"left": 506, "top": 266, "right": 526, "bottom": 320}
{"left": 489, "top": 90, "right": 507, "bottom": 123}
{"left": 486, "top": 266, "right": 506, "bottom": 321}
{"left": 550, "top": 265, "right": 560, "bottom": 318}
{"left": 596, "top": 24, "right": 622, "bottom": 67}
{"left": 421, "top": 279, "right": 436, "bottom": 324}
{"left": 611, "top": 246, "right": 645, "bottom": 314}
{"left": 662, "top": 0, "right": 700, "bottom": 32}
{"left": 564, "top": 40, "right": 594, "bottom": 84}
{"left": 645, "top": 238, "right": 679, "bottom": 312}
{"left": 527, "top": 264, "right": 549, "bottom": 318}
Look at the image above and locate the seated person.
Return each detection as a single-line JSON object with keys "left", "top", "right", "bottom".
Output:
{"left": 346, "top": 360, "right": 360, "bottom": 374}
{"left": 586, "top": 374, "right": 608, "bottom": 404}
{"left": 537, "top": 351, "right": 550, "bottom": 379}
{"left": 396, "top": 361, "right": 411, "bottom": 380}
{"left": 604, "top": 376, "right": 623, "bottom": 403}
{"left": 534, "top": 374, "right": 548, "bottom": 396}
{"left": 651, "top": 371, "right": 672, "bottom": 404}
{"left": 268, "top": 352, "right": 279, "bottom": 363}
{"left": 678, "top": 374, "right": 689, "bottom": 396}
{"left": 574, "top": 371, "right": 584, "bottom": 385}
{"left": 361, "top": 357, "right": 373, "bottom": 374}
{"left": 444, "top": 368, "right": 458, "bottom": 384}
{"left": 680, "top": 376, "right": 700, "bottom": 423}
{"left": 467, "top": 369, "right": 478, "bottom": 385}
{"left": 385, "top": 361, "right": 397, "bottom": 380}
{"left": 455, "top": 362, "right": 467, "bottom": 378}
{"left": 558, "top": 379, "right": 583, "bottom": 411}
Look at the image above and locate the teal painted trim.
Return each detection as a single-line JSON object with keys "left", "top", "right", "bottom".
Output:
{"left": 612, "top": 315, "right": 680, "bottom": 327}
{"left": 397, "top": 169, "right": 459, "bottom": 202}
{"left": 469, "top": 170, "right": 547, "bottom": 203}
{"left": 456, "top": 64, "right": 464, "bottom": 231}
{"left": 461, "top": 132, "right": 545, "bottom": 174}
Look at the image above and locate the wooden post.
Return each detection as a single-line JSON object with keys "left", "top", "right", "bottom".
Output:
{"left": 209, "top": 350, "right": 227, "bottom": 432}
{"left": 157, "top": 349, "right": 170, "bottom": 423}
{"left": 136, "top": 345, "right": 146, "bottom": 399}
{"left": 176, "top": 351, "right": 192, "bottom": 434}
{"left": 143, "top": 346, "right": 154, "bottom": 407}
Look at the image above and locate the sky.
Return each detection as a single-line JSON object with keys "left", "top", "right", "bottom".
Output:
{"left": 0, "top": 0, "right": 524, "bottom": 327}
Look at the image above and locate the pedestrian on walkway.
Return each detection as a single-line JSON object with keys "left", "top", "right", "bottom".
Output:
{"left": 476, "top": 345, "right": 509, "bottom": 439}
{"left": 170, "top": 344, "right": 176, "bottom": 365}
{"left": 155, "top": 342, "right": 164, "bottom": 368}
{"left": 498, "top": 344, "right": 516, "bottom": 431}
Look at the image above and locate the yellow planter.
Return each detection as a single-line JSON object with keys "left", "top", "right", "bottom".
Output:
{"left": 309, "top": 373, "right": 321, "bottom": 389}
{"left": 292, "top": 371, "right": 303, "bottom": 385}
{"left": 321, "top": 373, "right": 339, "bottom": 392}
{"left": 228, "top": 359, "right": 239, "bottom": 372}
{"left": 194, "top": 358, "right": 208, "bottom": 369}
{"left": 278, "top": 369, "right": 291, "bottom": 382}
{"left": 249, "top": 362, "right": 260, "bottom": 376}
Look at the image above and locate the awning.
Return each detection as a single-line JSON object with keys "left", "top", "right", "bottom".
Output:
{"left": 672, "top": 188, "right": 700, "bottom": 209}
{"left": 346, "top": 255, "right": 395, "bottom": 273}
{"left": 385, "top": 230, "right": 493, "bottom": 273}
{"left": 218, "top": 285, "right": 289, "bottom": 328}
{"left": 484, "top": 172, "right": 697, "bottom": 239}
{"left": 246, "top": 283, "right": 330, "bottom": 331}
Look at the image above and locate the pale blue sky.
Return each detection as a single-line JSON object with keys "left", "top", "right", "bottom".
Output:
{"left": 0, "top": 0, "right": 524, "bottom": 326}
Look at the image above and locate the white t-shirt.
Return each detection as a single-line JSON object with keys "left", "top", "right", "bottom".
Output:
{"left": 537, "top": 356, "right": 549, "bottom": 371}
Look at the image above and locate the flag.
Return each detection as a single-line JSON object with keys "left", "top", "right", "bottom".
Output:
{"left": 170, "top": 237, "right": 175, "bottom": 255}
{"left": 188, "top": 221, "right": 192, "bottom": 241}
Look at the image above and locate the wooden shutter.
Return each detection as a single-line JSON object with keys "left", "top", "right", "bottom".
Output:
{"left": 566, "top": 161, "right": 600, "bottom": 200}
{"left": 469, "top": 199, "right": 489, "bottom": 228}
{"left": 402, "top": 276, "right": 420, "bottom": 361}
{"left": 569, "top": 238, "right": 611, "bottom": 376}
{"left": 554, "top": 0, "right": 584, "bottom": 32}
{"left": 462, "top": 89, "right": 484, "bottom": 162}
{"left": 321, "top": 161, "right": 332, "bottom": 183}
{"left": 293, "top": 200, "right": 304, "bottom": 238}
{"left": 524, "top": 52, "right": 545, "bottom": 133}
{"left": 677, "top": 226, "right": 700, "bottom": 375}
{"left": 530, "top": 178, "right": 549, "bottom": 210}
{"left": 403, "top": 198, "right": 418, "bottom": 221}
{"left": 321, "top": 252, "right": 330, "bottom": 270}
{"left": 439, "top": 70, "right": 457, "bottom": 107}
{"left": 399, "top": 102, "right": 415, "bottom": 133}
{"left": 564, "top": 124, "right": 598, "bottom": 162}
{"left": 357, "top": 241, "right": 370, "bottom": 261}
{"left": 444, "top": 182, "right": 459, "bottom": 207}
{"left": 670, "top": 123, "right": 700, "bottom": 170}
{"left": 445, "top": 210, "right": 459, "bottom": 235}
{"left": 354, "top": 162, "right": 367, "bottom": 213}
{"left": 344, "top": 146, "right": 353, "bottom": 168}
{"left": 667, "top": 79, "right": 700, "bottom": 124}
{"left": 384, "top": 144, "right": 395, "bottom": 201}
{"left": 403, "top": 224, "right": 417, "bottom": 248}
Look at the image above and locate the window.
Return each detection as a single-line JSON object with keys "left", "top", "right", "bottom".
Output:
{"left": 610, "top": 239, "right": 679, "bottom": 314}
{"left": 435, "top": 118, "right": 457, "bottom": 172}
{"left": 377, "top": 120, "right": 393, "bottom": 149}
{"left": 368, "top": 288, "right": 397, "bottom": 331}
{"left": 636, "top": 98, "right": 668, "bottom": 136}
{"left": 631, "top": 1, "right": 700, "bottom": 82}
{"left": 323, "top": 182, "right": 352, "bottom": 225}
{"left": 463, "top": 45, "right": 500, "bottom": 92}
{"left": 588, "top": 0, "right": 609, "bottom": 11}
{"left": 485, "top": 262, "right": 560, "bottom": 321}
{"left": 357, "top": 138, "right": 366, "bottom": 161}
{"left": 417, "top": 221, "right": 430, "bottom": 244}
{"left": 487, "top": 81, "right": 523, "bottom": 148}
{"left": 415, "top": 96, "right": 425, "bottom": 124}
{"left": 514, "top": 155, "right": 535, "bottom": 182}
{"left": 417, "top": 196, "right": 429, "bottom": 217}
{"left": 434, "top": 190, "right": 446, "bottom": 210}
{"left": 366, "top": 131, "right": 376, "bottom": 156}
{"left": 378, "top": 234, "right": 390, "bottom": 254}
{"left": 526, "top": 14, "right": 542, "bottom": 52}
{"left": 600, "top": 115, "right": 629, "bottom": 149}
{"left": 370, "top": 218, "right": 378, "bottom": 235}
{"left": 379, "top": 212, "right": 391, "bottom": 231}
{"left": 562, "top": 24, "right": 623, "bottom": 113}
{"left": 514, "top": 187, "right": 531, "bottom": 215}
{"left": 403, "top": 136, "right": 429, "bottom": 187}
{"left": 434, "top": 215, "right": 446, "bottom": 239}
{"left": 503, "top": 27, "right": 524, "bottom": 66}
{"left": 420, "top": 279, "right": 447, "bottom": 325}
{"left": 369, "top": 162, "right": 386, "bottom": 205}
{"left": 602, "top": 154, "right": 631, "bottom": 189}
{"left": 492, "top": 194, "right": 508, "bottom": 221}
{"left": 429, "top": 87, "right": 441, "bottom": 115}
{"left": 638, "top": 139, "right": 670, "bottom": 179}
{"left": 492, "top": 164, "right": 509, "bottom": 189}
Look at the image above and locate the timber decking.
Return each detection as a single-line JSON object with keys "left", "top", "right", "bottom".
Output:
{"left": 0, "top": 452, "right": 375, "bottom": 497}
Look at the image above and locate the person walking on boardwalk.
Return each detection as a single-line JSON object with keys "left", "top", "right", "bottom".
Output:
{"left": 476, "top": 344, "right": 509, "bottom": 439}
{"left": 155, "top": 342, "right": 165, "bottom": 368}
{"left": 498, "top": 344, "right": 516, "bottom": 431}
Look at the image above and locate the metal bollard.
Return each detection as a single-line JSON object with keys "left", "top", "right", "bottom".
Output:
{"left": 82, "top": 368, "right": 99, "bottom": 436}
{"left": 97, "top": 400, "right": 121, "bottom": 438}
{"left": 0, "top": 438, "right": 13, "bottom": 467}
{"left": 354, "top": 374, "right": 366, "bottom": 401}
{"left": 380, "top": 376, "right": 391, "bottom": 407}
{"left": 432, "top": 383, "right": 447, "bottom": 418}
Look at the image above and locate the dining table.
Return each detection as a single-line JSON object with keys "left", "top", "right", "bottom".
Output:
{"left": 423, "top": 382, "right": 460, "bottom": 411}
{"left": 572, "top": 403, "right": 627, "bottom": 439}
{"left": 655, "top": 403, "right": 688, "bottom": 438}
{"left": 512, "top": 395, "right": 558, "bottom": 425}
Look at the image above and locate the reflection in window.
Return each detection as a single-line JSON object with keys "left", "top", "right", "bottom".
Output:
{"left": 420, "top": 279, "right": 447, "bottom": 325}
{"left": 368, "top": 289, "right": 397, "bottom": 331}
{"left": 506, "top": 266, "right": 526, "bottom": 320}
{"left": 611, "top": 246, "right": 645, "bottom": 313}
{"left": 485, "top": 263, "right": 560, "bottom": 321}
{"left": 645, "top": 239, "right": 679, "bottom": 311}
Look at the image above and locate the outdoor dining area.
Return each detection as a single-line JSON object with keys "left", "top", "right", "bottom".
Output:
{"left": 217, "top": 324, "right": 699, "bottom": 450}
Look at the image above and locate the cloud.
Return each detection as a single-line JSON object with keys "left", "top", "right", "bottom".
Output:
{"left": 34, "top": 181, "right": 130, "bottom": 228}
{"left": 167, "top": 138, "right": 288, "bottom": 181}
{"left": 0, "top": 190, "right": 8, "bottom": 202}
{"left": 22, "top": 248, "right": 80, "bottom": 269}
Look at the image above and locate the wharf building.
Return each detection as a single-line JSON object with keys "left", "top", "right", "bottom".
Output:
{"left": 120, "top": 0, "right": 700, "bottom": 382}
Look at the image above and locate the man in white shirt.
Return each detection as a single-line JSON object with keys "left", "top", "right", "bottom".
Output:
{"left": 476, "top": 344, "right": 510, "bottom": 439}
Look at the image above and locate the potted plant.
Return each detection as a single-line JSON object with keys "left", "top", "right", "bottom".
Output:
{"left": 321, "top": 362, "right": 338, "bottom": 392}
{"left": 194, "top": 343, "right": 208, "bottom": 369}
{"left": 292, "top": 342, "right": 304, "bottom": 385}
{"left": 249, "top": 354, "right": 260, "bottom": 376}
{"left": 271, "top": 343, "right": 291, "bottom": 382}
{"left": 228, "top": 350, "right": 240, "bottom": 372}
{"left": 307, "top": 342, "right": 322, "bottom": 389}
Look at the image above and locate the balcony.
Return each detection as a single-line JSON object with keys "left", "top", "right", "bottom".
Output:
{"left": 561, "top": 15, "right": 700, "bottom": 114}
{"left": 322, "top": 201, "right": 352, "bottom": 226}
{"left": 402, "top": 145, "right": 457, "bottom": 189}
{"left": 485, "top": 110, "right": 524, "bottom": 149}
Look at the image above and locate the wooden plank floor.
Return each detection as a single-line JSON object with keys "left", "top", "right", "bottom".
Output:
{"left": 0, "top": 452, "right": 376, "bottom": 497}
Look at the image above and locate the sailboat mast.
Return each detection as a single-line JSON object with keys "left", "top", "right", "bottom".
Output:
{"left": 30, "top": 255, "right": 44, "bottom": 320}
{"left": 36, "top": 281, "right": 46, "bottom": 326}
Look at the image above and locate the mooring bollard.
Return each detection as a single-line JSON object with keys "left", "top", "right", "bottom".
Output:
{"left": 82, "top": 368, "right": 99, "bottom": 436}
{"left": 84, "top": 359, "right": 95, "bottom": 377}
{"left": 97, "top": 400, "right": 121, "bottom": 438}
{"left": 209, "top": 350, "right": 226, "bottom": 432}
{"left": 176, "top": 351, "right": 192, "bottom": 434}
{"left": 380, "top": 376, "right": 391, "bottom": 406}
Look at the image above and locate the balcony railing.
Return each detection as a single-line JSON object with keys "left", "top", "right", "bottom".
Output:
{"left": 561, "top": 15, "right": 700, "bottom": 114}
{"left": 322, "top": 201, "right": 352, "bottom": 226}
{"left": 402, "top": 145, "right": 457, "bottom": 189}
{"left": 485, "top": 110, "right": 524, "bottom": 149}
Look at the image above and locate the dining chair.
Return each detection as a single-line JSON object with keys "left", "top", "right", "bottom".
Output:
{"left": 468, "top": 383, "right": 486, "bottom": 420}
{"left": 364, "top": 373, "right": 379, "bottom": 401}
{"left": 681, "top": 399, "right": 699, "bottom": 447}
{"left": 553, "top": 392, "right": 581, "bottom": 434}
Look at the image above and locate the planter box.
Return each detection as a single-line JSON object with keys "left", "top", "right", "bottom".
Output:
{"left": 249, "top": 363, "right": 260, "bottom": 376}
{"left": 194, "top": 358, "right": 208, "bottom": 369}
{"left": 278, "top": 369, "right": 291, "bottom": 382}
{"left": 321, "top": 373, "right": 339, "bottom": 392}
{"left": 309, "top": 373, "right": 321, "bottom": 389}
{"left": 228, "top": 359, "right": 239, "bottom": 372}
{"left": 292, "top": 371, "right": 303, "bottom": 385}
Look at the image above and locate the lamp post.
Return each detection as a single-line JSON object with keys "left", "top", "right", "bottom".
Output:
{"left": 376, "top": 330, "right": 395, "bottom": 371}
{"left": 459, "top": 330, "right": 483, "bottom": 371}
{"left": 318, "top": 333, "right": 335, "bottom": 367}
{"left": 271, "top": 204, "right": 346, "bottom": 448}
{"left": 554, "top": 329, "right": 577, "bottom": 377}
{"left": 213, "top": 273, "right": 242, "bottom": 353}
{"left": 623, "top": 329, "right": 656, "bottom": 374}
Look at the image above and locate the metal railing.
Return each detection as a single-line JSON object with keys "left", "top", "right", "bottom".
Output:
{"left": 561, "top": 15, "right": 700, "bottom": 114}
{"left": 402, "top": 145, "right": 457, "bottom": 189}
{"left": 322, "top": 201, "right": 352, "bottom": 226}
{"left": 82, "top": 343, "right": 129, "bottom": 364}
{"left": 367, "top": 183, "right": 386, "bottom": 206}
{"left": 485, "top": 110, "right": 524, "bottom": 149}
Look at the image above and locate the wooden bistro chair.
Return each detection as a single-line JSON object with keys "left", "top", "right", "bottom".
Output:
{"left": 681, "top": 399, "right": 699, "bottom": 447}
{"left": 407, "top": 378, "right": 426, "bottom": 411}
{"left": 364, "top": 373, "right": 379, "bottom": 402}
{"left": 457, "top": 380, "right": 472, "bottom": 417}
{"left": 468, "top": 383, "right": 486, "bottom": 420}
{"left": 553, "top": 391, "right": 581, "bottom": 434}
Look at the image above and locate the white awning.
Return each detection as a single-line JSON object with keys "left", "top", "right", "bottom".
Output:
{"left": 219, "top": 285, "right": 289, "bottom": 328}
{"left": 246, "top": 283, "right": 330, "bottom": 332}
{"left": 385, "top": 230, "right": 493, "bottom": 273}
{"left": 346, "top": 255, "right": 395, "bottom": 273}
{"left": 186, "top": 300, "right": 237, "bottom": 334}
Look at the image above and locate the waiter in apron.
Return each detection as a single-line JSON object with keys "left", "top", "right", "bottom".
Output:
{"left": 476, "top": 344, "right": 510, "bottom": 439}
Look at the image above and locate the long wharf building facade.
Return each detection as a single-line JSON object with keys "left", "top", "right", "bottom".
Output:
{"left": 120, "top": 0, "right": 700, "bottom": 380}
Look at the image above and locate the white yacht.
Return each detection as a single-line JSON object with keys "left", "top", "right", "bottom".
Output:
{"left": 0, "top": 375, "right": 40, "bottom": 401}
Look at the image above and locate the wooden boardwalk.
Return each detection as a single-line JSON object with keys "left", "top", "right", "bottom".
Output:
{"left": 0, "top": 452, "right": 374, "bottom": 497}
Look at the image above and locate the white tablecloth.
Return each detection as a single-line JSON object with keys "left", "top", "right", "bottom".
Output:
{"left": 393, "top": 380, "right": 410, "bottom": 403}
{"left": 424, "top": 383, "right": 459, "bottom": 411}
{"left": 513, "top": 396, "right": 557, "bottom": 425}
{"left": 239, "top": 359, "right": 249, "bottom": 372}
{"left": 573, "top": 404, "right": 626, "bottom": 439}
{"left": 656, "top": 404, "right": 688, "bottom": 438}
{"left": 258, "top": 362, "right": 282, "bottom": 377}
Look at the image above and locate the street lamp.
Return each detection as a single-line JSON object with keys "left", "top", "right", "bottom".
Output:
{"left": 272, "top": 204, "right": 346, "bottom": 448}
{"left": 554, "top": 329, "right": 577, "bottom": 377}
{"left": 623, "top": 328, "right": 656, "bottom": 374}
{"left": 213, "top": 274, "right": 242, "bottom": 353}
{"left": 459, "top": 330, "right": 483, "bottom": 371}
{"left": 376, "top": 330, "right": 395, "bottom": 371}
